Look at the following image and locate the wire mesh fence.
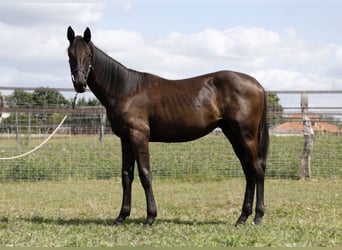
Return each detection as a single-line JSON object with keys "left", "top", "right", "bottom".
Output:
{"left": 0, "top": 88, "right": 341, "bottom": 181}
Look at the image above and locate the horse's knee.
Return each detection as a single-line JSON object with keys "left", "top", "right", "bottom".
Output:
{"left": 122, "top": 170, "right": 134, "bottom": 184}
{"left": 138, "top": 168, "right": 152, "bottom": 187}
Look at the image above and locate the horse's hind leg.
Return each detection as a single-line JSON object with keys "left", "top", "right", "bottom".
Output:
{"left": 220, "top": 122, "right": 265, "bottom": 225}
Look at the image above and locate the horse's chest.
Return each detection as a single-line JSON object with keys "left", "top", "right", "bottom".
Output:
{"left": 106, "top": 107, "right": 148, "bottom": 138}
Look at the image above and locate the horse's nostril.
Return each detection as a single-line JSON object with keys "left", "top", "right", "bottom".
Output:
{"left": 74, "top": 82, "right": 87, "bottom": 93}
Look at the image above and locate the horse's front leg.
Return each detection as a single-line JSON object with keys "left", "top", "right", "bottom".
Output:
{"left": 129, "top": 129, "right": 157, "bottom": 225}
{"left": 114, "top": 140, "right": 135, "bottom": 225}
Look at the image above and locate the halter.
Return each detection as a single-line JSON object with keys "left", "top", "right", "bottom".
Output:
{"left": 71, "top": 63, "right": 93, "bottom": 108}
{"left": 71, "top": 64, "right": 93, "bottom": 83}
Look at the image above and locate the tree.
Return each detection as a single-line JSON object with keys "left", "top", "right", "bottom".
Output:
{"left": 32, "top": 88, "right": 70, "bottom": 107}
{"left": 267, "top": 93, "right": 284, "bottom": 128}
{"left": 6, "top": 89, "right": 33, "bottom": 107}
{"left": 6, "top": 88, "right": 71, "bottom": 108}
{"left": 5, "top": 88, "right": 71, "bottom": 125}
{"left": 75, "top": 96, "right": 101, "bottom": 107}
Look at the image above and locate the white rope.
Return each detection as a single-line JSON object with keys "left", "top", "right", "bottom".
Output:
{"left": 0, "top": 115, "right": 68, "bottom": 160}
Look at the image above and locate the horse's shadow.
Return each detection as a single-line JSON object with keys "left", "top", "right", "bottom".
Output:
{"left": 20, "top": 216, "right": 227, "bottom": 227}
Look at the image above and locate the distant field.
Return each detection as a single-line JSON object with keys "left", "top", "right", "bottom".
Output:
{"left": 0, "top": 134, "right": 341, "bottom": 181}
{"left": 0, "top": 179, "right": 340, "bottom": 247}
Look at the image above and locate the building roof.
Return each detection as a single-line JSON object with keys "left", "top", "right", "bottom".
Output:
{"left": 271, "top": 120, "right": 341, "bottom": 134}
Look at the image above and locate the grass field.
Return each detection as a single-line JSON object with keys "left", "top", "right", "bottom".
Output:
{"left": 0, "top": 178, "right": 340, "bottom": 247}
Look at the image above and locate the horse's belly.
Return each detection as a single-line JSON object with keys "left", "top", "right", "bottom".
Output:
{"left": 149, "top": 120, "right": 218, "bottom": 143}
{"left": 147, "top": 87, "right": 222, "bottom": 142}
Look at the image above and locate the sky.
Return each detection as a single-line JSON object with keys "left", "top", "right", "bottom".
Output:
{"left": 0, "top": 0, "right": 341, "bottom": 107}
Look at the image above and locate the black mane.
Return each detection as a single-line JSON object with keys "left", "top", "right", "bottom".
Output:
{"left": 90, "top": 42, "right": 151, "bottom": 96}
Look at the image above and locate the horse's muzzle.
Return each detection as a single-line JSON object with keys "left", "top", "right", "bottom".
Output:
{"left": 73, "top": 81, "right": 87, "bottom": 93}
{"left": 71, "top": 72, "right": 87, "bottom": 93}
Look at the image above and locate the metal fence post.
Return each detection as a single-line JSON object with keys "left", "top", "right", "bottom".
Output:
{"left": 15, "top": 112, "right": 20, "bottom": 145}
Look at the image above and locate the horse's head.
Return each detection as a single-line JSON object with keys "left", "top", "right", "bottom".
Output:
{"left": 67, "top": 26, "right": 93, "bottom": 93}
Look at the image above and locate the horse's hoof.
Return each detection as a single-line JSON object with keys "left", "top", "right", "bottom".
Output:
{"left": 144, "top": 216, "right": 155, "bottom": 226}
{"left": 113, "top": 215, "right": 126, "bottom": 226}
{"left": 234, "top": 220, "right": 245, "bottom": 227}
{"left": 235, "top": 213, "right": 249, "bottom": 227}
{"left": 113, "top": 220, "right": 123, "bottom": 226}
{"left": 252, "top": 217, "right": 262, "bottom": 225}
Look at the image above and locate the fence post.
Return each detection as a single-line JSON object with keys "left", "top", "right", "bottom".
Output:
{"left": 99, "top": 112, "right": 106, "bottom": 142}
{"left": 15, "top": 112, "right": 20, "bottom": 145}
{"left": 28, "top": 112, "right": 31, "bottom": 145}
{"left": 0, "top": 94, "right": 3, "bottom": 127}
{"left": 300, "top": 93, "right": 314, "bottom": 179}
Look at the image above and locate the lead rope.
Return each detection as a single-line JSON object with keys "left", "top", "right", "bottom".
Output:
{"left": 72, "top": 93, "right": 78, "bottom": 109}
{"left": 0, "top": 92, "right": 80, "bottom": 160}
{"left": 0, "top": 115, "right": 68, "bottom": 160}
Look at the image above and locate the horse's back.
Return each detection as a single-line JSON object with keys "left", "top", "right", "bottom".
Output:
{"left": 144, "top": 70, "right": 265, "bottom": 142}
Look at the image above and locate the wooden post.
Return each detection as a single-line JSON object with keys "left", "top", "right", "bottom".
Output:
{"left": 99, "top": 112, "right": 106, "bottom": 142}
{"left": 300, "top": 93, "right": 314, "bottom": 180}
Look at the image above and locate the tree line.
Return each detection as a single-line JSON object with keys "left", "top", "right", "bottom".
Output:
{"left": 4, "top": 88, "right": 100, "bottom": 108}
{"left": 1, "top": 88, "right": 284, "bottom": 128}
{"left": 0, "top": 88, "right": 103, "bottom": 135}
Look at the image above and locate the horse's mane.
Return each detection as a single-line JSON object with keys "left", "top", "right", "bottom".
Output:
{"left": 90, "top": 42, "right": 153, "bottom": 96}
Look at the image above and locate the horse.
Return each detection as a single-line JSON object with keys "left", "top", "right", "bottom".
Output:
{"left": 67, "top": 26, "right": 269, "bottom": 226}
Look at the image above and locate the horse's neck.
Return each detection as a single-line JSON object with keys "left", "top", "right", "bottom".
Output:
{"left": 87, "top": 46, "right": 123, "bottom": 106}
{"left": 88, "top": 45, "right": 144, "bottom": 106}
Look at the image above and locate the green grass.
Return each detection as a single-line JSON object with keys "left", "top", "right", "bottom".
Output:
{"left": 0, "top": 134, "right": 341, "bottom": 181}
{"left": 0, "top": 179, "right": 340, "bottom": 247}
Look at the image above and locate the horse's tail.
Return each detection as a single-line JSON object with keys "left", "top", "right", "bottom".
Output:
{"left": 258, "top": 90, "right": 269, "bottom": 169}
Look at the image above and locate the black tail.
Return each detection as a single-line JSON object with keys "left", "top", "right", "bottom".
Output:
{"left": 258, "top": 90, "right": 269, "bottom": 169}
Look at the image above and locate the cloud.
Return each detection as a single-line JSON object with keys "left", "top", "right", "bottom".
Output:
{"left": 158, "top": 27, "right": 335, "bottom": 73}
{"left": 0, "top": 2, "right": 104, "bottom": 89}
{"left": 160, "top": 27, "right": 280, "bottom": 62}
{"left": 0, "top": 2, "right": 103, "bottom": 27}
{"left": 0, "top": 22, "right": 67, "bottom": 74}
{"left": 253, "top": 69, "right": 334, "bottom": 91}
{"left": 94, "top": 29, "right": 146, "bottom": 53}
{"left": 121, "top": 2, "right": 133, "bottom": 12}
{"left": 0, "top": 19, "right": 341, "bottom": 95}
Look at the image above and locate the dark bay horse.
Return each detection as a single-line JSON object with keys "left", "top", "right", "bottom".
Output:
{"left": 67, "top": 27, "right": 269, "bottom": 226}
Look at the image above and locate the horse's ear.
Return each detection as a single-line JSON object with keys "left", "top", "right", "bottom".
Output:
{"left": 84, "top": 27, "right": 91, "bottom": 44}
{"left": 67, "top": 26, "right": 75, "bottom": 44}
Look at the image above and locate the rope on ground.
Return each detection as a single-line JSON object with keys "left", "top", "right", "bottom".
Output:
{"left": 0, "top": 115, "right": 68, "bottom": 160}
